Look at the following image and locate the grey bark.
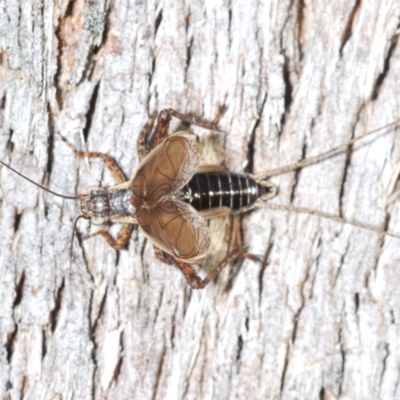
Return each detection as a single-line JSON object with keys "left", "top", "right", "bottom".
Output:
{"left": 1, "top": 0, "right": 400, "bottom": 399}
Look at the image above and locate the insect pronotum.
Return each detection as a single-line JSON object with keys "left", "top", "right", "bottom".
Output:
{"left": 1, "top": 109, "right": 399, "bottom": 289}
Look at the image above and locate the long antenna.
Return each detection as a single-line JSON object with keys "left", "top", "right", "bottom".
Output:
{"left": 0, "top": 160, "right": 79, "bottom": 200}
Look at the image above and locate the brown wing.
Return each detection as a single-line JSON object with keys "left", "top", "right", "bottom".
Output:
{"left": 136, "top": 200, "right": 210, "bottom": 265}
{"left": 131, "top": 131, "right": 199, "bottom": 208}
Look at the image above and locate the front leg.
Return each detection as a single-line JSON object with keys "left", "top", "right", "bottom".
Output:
{"left": 92, "top": 224, "right": 133, "bottom": 250}
{"left": 59, "top": 134, "right": 127, "bottom": 184}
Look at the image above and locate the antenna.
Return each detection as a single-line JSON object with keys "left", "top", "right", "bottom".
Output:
{"left": 0, "top": 160, "right": 79, "bottom": 200}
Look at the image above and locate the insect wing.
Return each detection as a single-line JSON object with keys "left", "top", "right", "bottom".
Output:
{"left": 131, "top": 132, "right": 199, "bottom": 208}
{"left": 136, "top": 200, "right": 210, "bottom": 265}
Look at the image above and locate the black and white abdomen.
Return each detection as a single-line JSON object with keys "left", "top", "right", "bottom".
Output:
{"left": 181, "top": 171, "right": 275, "bottom": 214}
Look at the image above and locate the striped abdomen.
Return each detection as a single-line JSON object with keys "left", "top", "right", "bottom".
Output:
{"left": 180, "top": 171, "right": 271, "bottom": 214}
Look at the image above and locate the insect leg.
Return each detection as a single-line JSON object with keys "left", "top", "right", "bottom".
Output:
{"left": 209, "top": 105, "right": 228, "bottom": 126}
{"left": 175, "top": 250, "right": 259, "bottom": 289}
{"left": 146, "top": 108, "right": 222, "bottom": 153}
{"left": 174, "top": 260, "right": 210, "bottom": 289}
{"left": 59, "top": 135, "right": 127, "bottom": 184}
{"left": 92, "top": 224, "right": 133, "bottom": 250}
{"left": 167, "top": 107, "right": 226, "bottom": 130}
{"left": 153, "top": 248, "right": 175, "bottom": 264}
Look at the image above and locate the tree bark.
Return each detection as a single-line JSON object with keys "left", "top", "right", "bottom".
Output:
{"left": 1, "top": 0, "right": 400, "bottom": 399}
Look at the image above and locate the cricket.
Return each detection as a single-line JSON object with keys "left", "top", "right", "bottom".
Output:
{"left": 1, "top": 108, "right": 399, "bottom": 289}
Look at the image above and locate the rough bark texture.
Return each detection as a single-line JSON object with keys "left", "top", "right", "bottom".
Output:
{"left": 1, "top": 0, "right": 400, "bottom": 399}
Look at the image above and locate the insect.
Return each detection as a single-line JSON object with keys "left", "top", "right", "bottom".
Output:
{"left": 1, "top": 109, "right": 400, "bottom": 289}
